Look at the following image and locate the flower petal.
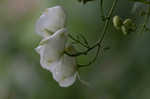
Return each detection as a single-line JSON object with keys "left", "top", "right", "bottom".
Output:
{"left": 35, "top": 45, "right": 43, "bottom": 54}
{"left": 36, "top": 28, "right": 67, "bottom": 70}
{"left": 35, "top": 6, "right": 66, "bottom": 37}
{"left": 59, "top": 73, "right": 77, "bottom": 87}
{"left": 52, "top": 54, "right": 77, "bottom": 87}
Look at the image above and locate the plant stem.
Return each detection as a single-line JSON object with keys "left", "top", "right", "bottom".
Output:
{"left": 65, "top": 0, "right": 118, "bottom": 57}
{"left": 139, "top": 5, "right": 150, "bottom": 34}
{"left": 99, "top": 0, "right": 105, "bottom": 20}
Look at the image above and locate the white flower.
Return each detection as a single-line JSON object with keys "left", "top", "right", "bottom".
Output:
{"left": 35, "top": 6, "right": 66, "bottom": 37}
{"left": 35, "top": 28, "right": 77, "bottom": 87}
{"left": 35, "top": 5, "right": 78, "bottom": 87}
{"left": 52, "top": 54, "right": 77, "bottom": 87}
{"left": 35, "top": 28, "right": 67, "bottom": 70}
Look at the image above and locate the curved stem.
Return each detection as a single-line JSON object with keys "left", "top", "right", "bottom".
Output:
{"left": 139, "top": 5, "right": 150, "bottom": 34}
{"left": 97, "top": 0, "right": 118, "bottom": 45}
{"left": 77, "top": 44, "right": 100, "bottom": 67}
{"left": 78, "top": 0, "right": 119, "bottom": 67}
{"left": 65, "top": 0, "right": 118, "bottom": 57}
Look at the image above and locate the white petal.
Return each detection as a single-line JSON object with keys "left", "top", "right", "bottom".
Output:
{"left": 52, "top": 54, "right": 77, "bottom": 87}
{"left": 35, "top": 45, "right": 44, "bottom": 54}
{"left": 36, "top": 6, "right": 66, "bottom": 37}
{"left": 36, "top": 28, "right": 68, "bottom": 70}
{"left": 59, "top": 73, "right": 77, "bottom": 87}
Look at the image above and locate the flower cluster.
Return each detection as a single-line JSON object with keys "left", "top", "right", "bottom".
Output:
{"left": 35, "top": 6, "right": 77, "bottom": 87}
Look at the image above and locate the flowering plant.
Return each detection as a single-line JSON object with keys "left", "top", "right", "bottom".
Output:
{"left": 35, "top": 0, "right": 150, "bottom": 87}
{"left": 35, "top": 6, "right": 77, "bottom": 87}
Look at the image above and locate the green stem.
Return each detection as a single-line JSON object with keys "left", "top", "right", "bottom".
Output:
{"left": 78, "top": 44, "right": 100, "bottom": 67}
{"left": 139, "top": 5, "right": 150, "bottom": 34}
{"left": 65, "top": 0, "right": 118, "bottom": 57}
{"left": 99, "top": 0, "right": 105, "bottom": 20}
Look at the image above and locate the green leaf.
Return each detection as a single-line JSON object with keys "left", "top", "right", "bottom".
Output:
{"left": 78, "top": 33, "right": 89, "bottom": 47}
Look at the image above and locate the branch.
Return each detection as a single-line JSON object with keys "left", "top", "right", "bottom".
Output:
{"left": 77, "top": 44, "right": 100, "bottom": 68}
{"left": 138, "top": 5, "right": 150, "bottom": 34}
{"left": 65, "top": 0, "right": 119, "bottom": 57}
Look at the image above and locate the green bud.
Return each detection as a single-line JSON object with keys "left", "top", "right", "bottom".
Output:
{"left": 113, "top": 16, "right": 123, "bottom": 30}
{"left": 123, "top": 18, "right": 133, "bottom": 27}
{"left": 121, "top": 18, "right": 136, "bottom": 35}
{"left": 121, "top": 25, "right": 128, "bottom": 35}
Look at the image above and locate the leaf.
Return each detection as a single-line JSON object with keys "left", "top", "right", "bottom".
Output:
{"left": 78, "top": 33, "right": 89, "bottom": 47}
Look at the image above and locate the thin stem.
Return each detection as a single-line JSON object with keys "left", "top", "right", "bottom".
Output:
{"left": 97, "top": 0, "right": 118, "bottom": 45}
{"left": 65, "top": 0, "right": 118, "bottom": 57}
{"left": 99, "top": 0, "right": 105, "bottom": 20}
{"left": 139, "top": 5, "right": 150, "bottom": 34}
{"left": 78, "top": 44, "right": 100, "bottom": 67}
{"left": 78, "top": 0, "right": 118, "bottom": 67}
{"left": 68, "top": 34, "right": 89, "bottom": 48}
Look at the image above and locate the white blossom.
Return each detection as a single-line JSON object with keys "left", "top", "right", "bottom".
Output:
{"left": 35, "top": 6, "right": 66, "bottom": 37}
{"left": 35, "top": 28, "right": 67, "bottom": 70}
{"left": 52, "top": 53, "right": 77, "bottom": 87}
{"left": 35, "top": 5, "right": 78, "bottom": 87}
{"left": 35, "top": 28, "right": 77, "bottom": 87}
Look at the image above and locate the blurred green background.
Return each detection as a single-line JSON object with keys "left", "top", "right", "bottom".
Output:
{"left": 0, "top": 0, "right": 150, "bottom": 99}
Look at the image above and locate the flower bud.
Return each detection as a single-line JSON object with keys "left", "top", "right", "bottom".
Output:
{"left": 121, "top": 18, "right": 136, "bottom": 35}
{"left": 113, "top": 16, "right": 123, "bottom": 30}
{"left": 123, "top": 18, "right": 133, "bottom": 27}
{"left": 121, "top": 25, "right": 128, "bottom": 35}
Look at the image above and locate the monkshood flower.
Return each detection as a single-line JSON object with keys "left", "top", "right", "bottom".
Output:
{"left": 35, "top": 6, "right": 77, "bottom": 87}
{"left": 52, "top": 46, "right": 77, "bottom": 87}
{"left": 35, "top": 6, "right": 66, "bottom": 37}
{"left": 36, "top": 28, "right": 68, "bottom": 70}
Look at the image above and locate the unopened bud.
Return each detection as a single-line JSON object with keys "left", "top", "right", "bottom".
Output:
{"left": 121, "top": 18, "right": 136, "bottom": 35}
{"left": 113, "top": 16, "right": 123, "bottom": 30}
{"left": 121, "top": 25, "right": 128, "bottom": 35}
